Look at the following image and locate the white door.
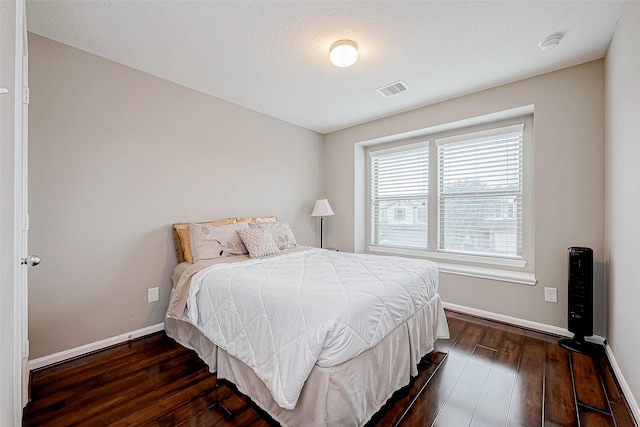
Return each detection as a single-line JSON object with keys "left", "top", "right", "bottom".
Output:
{"left": 17, "top": 0, "right": 33, "bottom": 409}
{"left": 0, "top": 0, "right": 31, "bottom": 423}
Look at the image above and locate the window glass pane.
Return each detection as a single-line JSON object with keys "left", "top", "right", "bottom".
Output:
{"left": 440, "top": 195, "right": 521, "bottom": 257}
{"left": 371, "top": 145, "right": 428, "bottom": 249}
{"left": 373, "top": 199, "right": 428, "bottom": 248}
{"left": 438, "top": 126, "right": 523, "bottom": 258}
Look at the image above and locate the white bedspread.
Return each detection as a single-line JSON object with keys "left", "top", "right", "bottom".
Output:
{"left": 185, "top": 248, "right": 439, "bottom": 410}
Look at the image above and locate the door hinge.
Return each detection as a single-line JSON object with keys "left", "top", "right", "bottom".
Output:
{"left": 23, "top": 340, "right": 29, "bottom": 358}
{"left": 23, "top": 87, "right": 29, "bottom": 105}
{"left": 22, "top": 214, "right": 29, "bottom": 231}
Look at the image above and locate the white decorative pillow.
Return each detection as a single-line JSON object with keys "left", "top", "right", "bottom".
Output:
{"left": 237, "top": 227, "right": 281, "bottom": 259}
{"left": 248, "top": 220, "right": 298, "bottom": 250}
{"left": 189, "top": 222, "right": 250, "bottom": 262}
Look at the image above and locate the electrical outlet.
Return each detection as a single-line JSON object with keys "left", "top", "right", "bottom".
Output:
{"left": 544, "top": 287, "right": 558, "bottom": 303}
{"left": 148, "top": 287, "right": 159, "bottom": 303}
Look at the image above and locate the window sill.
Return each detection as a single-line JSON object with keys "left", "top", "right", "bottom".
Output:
{"left": 436, "top": 262, "right": 536, "bottom": 286}
{"left": 368, "top": 246, "right": 536, "bottom": 286}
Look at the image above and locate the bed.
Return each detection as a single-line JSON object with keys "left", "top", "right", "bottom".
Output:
{"left": 165, "top": 217, "right": 449, "bottom": 426}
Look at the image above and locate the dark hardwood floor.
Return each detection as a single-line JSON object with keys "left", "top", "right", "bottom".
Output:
{"left": 23, "top": 310, "right": 638, "bottom": 427}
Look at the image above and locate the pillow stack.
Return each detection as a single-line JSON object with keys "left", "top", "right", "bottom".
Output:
{"left": 183, "top": 218, "right": 299, "bottom": 262}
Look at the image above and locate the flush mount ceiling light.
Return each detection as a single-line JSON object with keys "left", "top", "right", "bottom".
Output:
{"left": 330, "top": 40, "right": 358, "bottom": 68}
{"left": 538, "top": 34, "right": 563, "bottom": 51}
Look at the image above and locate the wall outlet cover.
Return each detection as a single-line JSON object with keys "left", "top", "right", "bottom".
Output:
{"left": 544, "top": 287, "right": 558, "bottom": 303}
{"left": 148, "top": 287, "right": 159, "bottom": 303}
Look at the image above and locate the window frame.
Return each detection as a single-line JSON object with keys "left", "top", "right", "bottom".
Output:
{"left": 365, "top": 115, "right": 535, "bottom": 284}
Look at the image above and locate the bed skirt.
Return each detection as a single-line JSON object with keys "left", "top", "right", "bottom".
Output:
{"left": 165, "top": 292, "right": 448, "bottom": 427}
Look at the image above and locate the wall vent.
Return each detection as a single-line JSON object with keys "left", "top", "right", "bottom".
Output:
{"left": 377, "top": 81, "right": 409, "bottom": 97}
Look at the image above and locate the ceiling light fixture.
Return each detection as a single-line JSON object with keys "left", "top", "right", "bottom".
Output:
{"left": 538, "top": 34, "right": 563, "bottom": 51}
{"left": 330, "top": 40, "right": 358, "bottom": 68}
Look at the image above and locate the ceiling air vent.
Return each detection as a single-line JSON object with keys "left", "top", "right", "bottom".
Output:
{"left": 377, "top": 80, "right": 409, "bottom": 98}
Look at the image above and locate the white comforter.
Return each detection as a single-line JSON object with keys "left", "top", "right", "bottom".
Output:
{"left": 185, "top": 248, "right": 439, "bottom": 410}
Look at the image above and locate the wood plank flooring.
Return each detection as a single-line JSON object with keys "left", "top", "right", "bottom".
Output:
{"left": 23, "top": 310, "right": 638, "bottom": 427}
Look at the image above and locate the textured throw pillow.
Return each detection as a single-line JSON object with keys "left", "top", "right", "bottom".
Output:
{"left": 237, "top": 227, "right": 281, "bottom": 259}
{"left": 189, "top": 222, "right": 250, "bottom": 262}
{"left": 249, "top": 220, "right": 298, "bottom": 250}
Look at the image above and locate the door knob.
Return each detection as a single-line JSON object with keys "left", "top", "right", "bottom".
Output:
{"left": 21, "top": 255, "right": 41, "bottom": 266}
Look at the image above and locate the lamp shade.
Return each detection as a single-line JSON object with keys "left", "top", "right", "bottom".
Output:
{"left": 311, "top": 199, "right": 334, "bottom": 217}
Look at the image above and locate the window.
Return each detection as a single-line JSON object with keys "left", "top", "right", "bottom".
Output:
{"left": 437, "top": 124, "right": 523, "bottom": 258}
{"left": 394, "top": 208, "right": 406, "bottom": 220}
{"left": 368, "top": 121, "right": 530, "bottom": 269}
{"left": 370, "top": 143, "right": 428, "bottom": 249}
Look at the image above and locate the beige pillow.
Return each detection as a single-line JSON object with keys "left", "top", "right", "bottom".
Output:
{"left": 237, "top": 227, "right": 281, "bottom": 259}
{"left": 173, "top": 218, "right": 236, "bottom": 263}
{"left": 236, "top": 216, "right": 278, "bottom": 224}
{"left": 189, "top": 222, "right": 250, "bottom": 262}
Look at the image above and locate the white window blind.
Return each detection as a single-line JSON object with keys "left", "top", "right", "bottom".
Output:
{"left": 437, "top": 124, "right": 524, "bottom": 258}
{"left": 370, "top": 143, "right": 428, "bottom": 249}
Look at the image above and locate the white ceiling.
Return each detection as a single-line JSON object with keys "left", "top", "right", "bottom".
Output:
{"left": 26, "top": 1, "right": 623, "bottom": 134}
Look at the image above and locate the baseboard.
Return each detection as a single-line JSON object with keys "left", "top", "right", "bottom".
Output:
{"left": 29, "top": 323, "right": 165, "bottom": 371}
{"left": 442, "top": 302, "right": 607, "bottom": 345}
{"left": 605, "top": 345, "right": 640, "bottom": 425}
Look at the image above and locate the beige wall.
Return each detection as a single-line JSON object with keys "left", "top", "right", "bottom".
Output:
{"left": 27, "top": 34, "right": 323, "bottom": 359}
{"left": 325, "top": 61, "right": 605, "bottom": 333}
{"left": 605, "top": 0, "right": 640, "bottom": 411}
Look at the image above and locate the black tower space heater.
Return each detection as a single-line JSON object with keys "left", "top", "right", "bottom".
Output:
{"left": 559, "top": 247, "right": 594, "bottom": 354}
